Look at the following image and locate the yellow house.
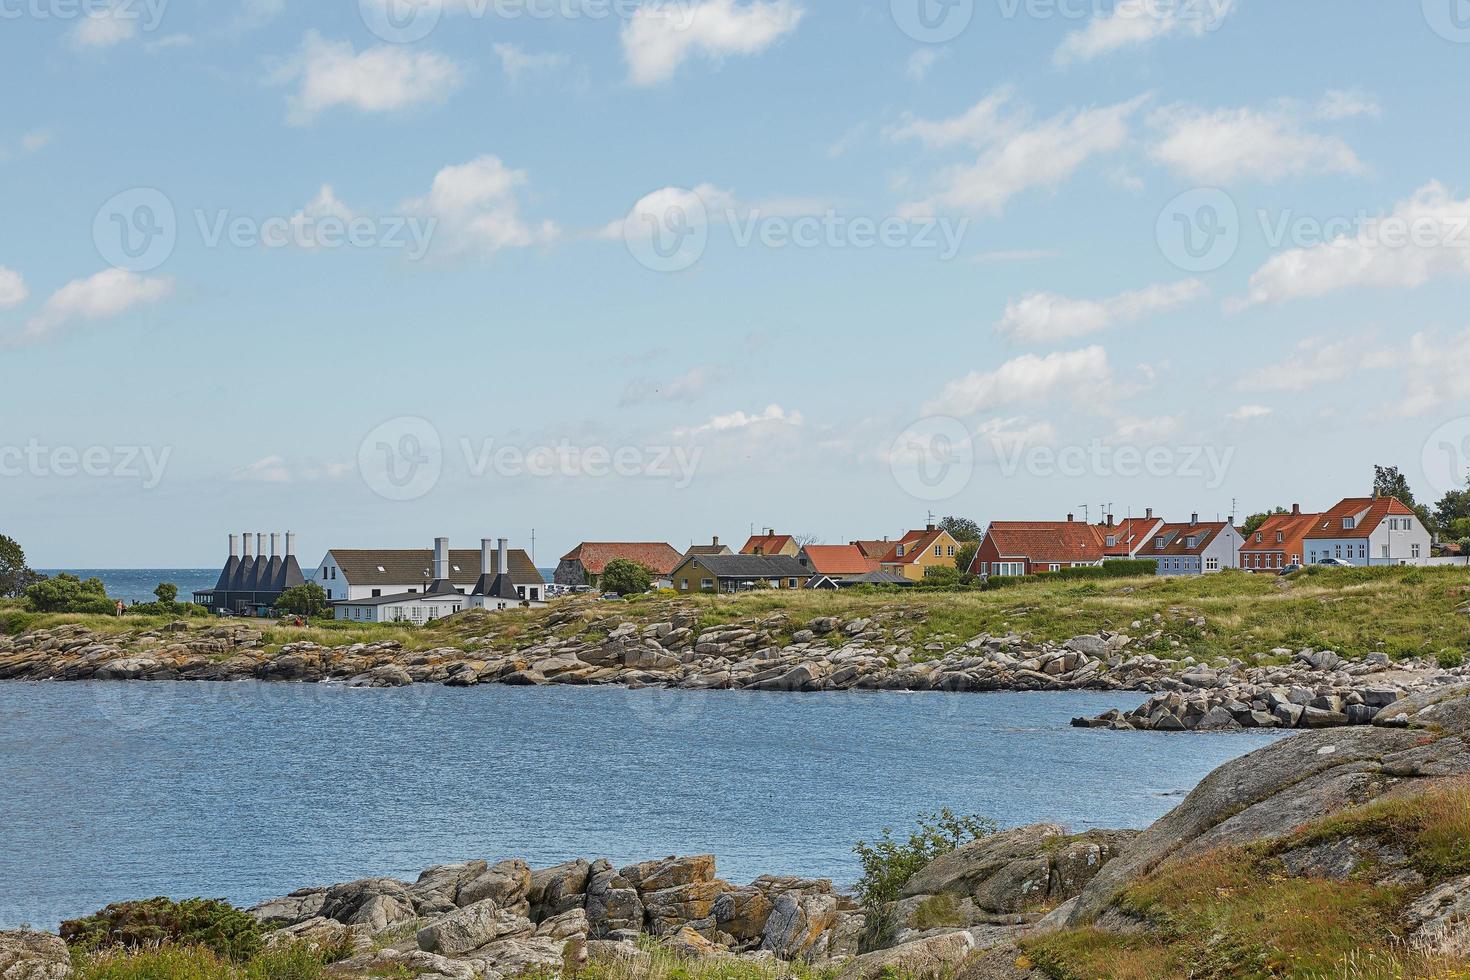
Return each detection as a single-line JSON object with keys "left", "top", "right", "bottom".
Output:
{"left": 878, "top": 526, "right": 961, "bottom": 582}
{"left": 670, "top": 554, "right": 812, "bottom": 593}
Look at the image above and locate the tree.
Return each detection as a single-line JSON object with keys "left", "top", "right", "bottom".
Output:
{"left": 938, "top": 516, "right": 983, "bottom": 543}
{"left": 1241, "top": 508, "right": 1288, "bottom": 537}
{"left": 275, "top": 582, "right": 329, "bottom": 617}
{"left": 0, "top": 534, "right": 43, "bottom": 598}
{"left": 599, "top": 559, "right": 652, "bottom": 596}
{"left": 1433, "top": 472, "right": 1470, "bottom": 537}
{"left": 25, "top": 573, "right": 113, "bottom": 614}
{"left": 954, "top": 540, "right": 979, "bottom": 577}
{"left": 1374, "top": 465, "right": 1417, "bottom": 507}
{"left": 153, "top": 582, "right": 178, "bottom": 606}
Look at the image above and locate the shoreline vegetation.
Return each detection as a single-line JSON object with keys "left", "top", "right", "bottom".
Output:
{"left": 2, "top": 566, "right": 1468, "bottom": 732}
{"left": 7, "top": 682, "right": 1470, "bottom": 979}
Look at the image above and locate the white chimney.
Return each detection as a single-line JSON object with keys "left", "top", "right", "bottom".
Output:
{"left": 434, "top": 536, "right": 450, "bottom": 582}
{"left": 270, "top": 533, "right": 280, "bottom": 558}
{"left": 481, "top": 538, "right": 496, "bottom": 576}
{"left": 241, "top": 531, "right": 253, "bottom": 558}
{"left": 285, "top": 532, "right": 296, "bottom": 557}
{"left": 229, "top": 533, "right": 238, "bottom": 558}
{"left": 256, "top": 532, "right": 265, "bottom": 558}
{"left": 497, "top": 538, "right": 508, "bottom": 580}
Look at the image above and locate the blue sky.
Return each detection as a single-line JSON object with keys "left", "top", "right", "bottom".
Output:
{"left": 3, "top": 0, "right": 1470, "bottom": 567}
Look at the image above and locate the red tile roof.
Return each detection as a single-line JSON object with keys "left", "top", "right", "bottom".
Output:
{"left": 1097, "top": 518, "right": 1164, "bottom": 557}
{"left": 850, "top": 539, "right": 894, "bottom": 559}
{"left": 1239, "top": 510, "right": 1321, "bottom": 554}
{"left": 879, "top": 528, "right": 951, "bottom": 565}
{"left": 559, "top": 542, "right": 684, "bottom": 575}
{"left": 1304, "top": 497, "right": 1416, "bottom": 540}
{"left": 800, "top": 545, "right": 881, "bottom": 576}
{"left": 984, "top": 522, "right": 1108, "bottom": 564}
{"left": 741, "top": 533, "right": 796, "bottom": 556}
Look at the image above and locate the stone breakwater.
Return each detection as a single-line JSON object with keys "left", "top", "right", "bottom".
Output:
{"left": 0, "top": 608, "right": 1461, "bottom": 733}
{"left": 1071, "top": 646, "right": 1467, "bottom": 732}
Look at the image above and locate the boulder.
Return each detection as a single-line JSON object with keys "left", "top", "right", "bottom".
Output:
{"left": 712, "top": 888, "right": 775, "bottom": 943}
{"left": 620, "top": 854, "right": 716, "bottom": 893}
{"left": 464, "top": 936, "right": 566, "bottom": 977}
{"left": 585, "top": 860, "right": 644, "bottom": 936}
{"left": 662, "top": 925, "right": 722, "bottom": 958}
{"left": 760, "top": 891, "right": 839, "bottom": 961}
{"left": 415, "top": 899, "right": 533, "bottom": 956}
{"left": 410, "top": 860, "right": 487, "bottom": 915}
{"left": 458, "top": 859, "right": 532, "bottom": 914}
{"left": 319, "top": 878, "right": 417, "bottom": 931}
{"left": 249, "top": 887, "right": 327, "bottom": 927}
{"left": 0, "top": 931, "right": 71, "bottom": 980}
{"left": 1405, "top": 874, "right": 1470, "bottom": 954}
{"left": 835, "top": 930, "right": 976, "bottom": 980}
{"left": 529, "top": 859, "right": 591, "bottom": 920}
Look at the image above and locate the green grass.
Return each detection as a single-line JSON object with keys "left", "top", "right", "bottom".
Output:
{"left": 72, "top": 942, "right": 331, "bottom": 980}
{"left": 7, "top": 565, "right": 1470, "bottom": 664}
{"left": 1023, "top": 782, "right": 1470, "bottom": 980}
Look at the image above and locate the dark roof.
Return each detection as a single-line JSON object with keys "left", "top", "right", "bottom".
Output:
{"left": 327, "top": 549, "right": 543, "bottom": 587}
{"left": 213, "top": 555, "right": 239, "bottom": 592}
{"left": 334, "top": 589, "right": 467, "bottom": 608}
{"left": 683, "top": 554, "right": 812, "bottom": 578}
{"left": 473, "top": 572, "right": 522, "bottom": 600}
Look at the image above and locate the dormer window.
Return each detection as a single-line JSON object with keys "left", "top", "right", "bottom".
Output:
{"left": 1255, "top": 532, "right": 1263, "bottom": 543}
{"left": 1343, "top": 517, "right": 1356, "bottom": 530}
{"left": 1276, "top": 531, "right": 1284, "bottom": 543}
{"left": 1155, "top": 537, "right": 1165, "bottom": 549}
{"left": 1186, "top": 536, "right": 1198, "bottom": 549}
{"left": 896, "top": 545, "right": 905, "bottom": 557}
{"left": 1106, "top": 535, "right": 1117, "bottom": 548}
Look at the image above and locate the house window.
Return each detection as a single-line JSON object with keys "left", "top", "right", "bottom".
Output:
{"left": 1255, "top": 533, "right": 1263, "bottom": 543}
{"left": 1276, "top": 531, "right": 1284, "bottom": 543}
{"left": 946, "top": 545, "right": 955, "bottom": 557}
{"left": 1335, "top": 545, "right": 1342, "bottom": 558}
{"left": 995, "top": 562, "right": 1024, "bottom": 576}
{"left": 517, "top": 586, "right": 526, "bottom": 599}
{"left": 896, "top": 545, "right": 905, "bottom": 557}
{"left": 1412, "top": 544, "right": 1421, "bottom": 558}
{"left": 1343, "top": 517, "right": 1356, "bottom": 530}
{"left": 934, "top": 545, "right": 942, "bottom": 557}
{"left": 1382, "top": 545, "right": 1390, "bottom": 558}
{"left": 371, "top": 589, "right": 381, "bottom": 597}
{"left": 701, "top": 578, "right": 714, "bottom": 590}
{"left": 1358, "top": 545, "right": 1366, "bottom": 559}
{"left": 1206, "top": 557, "right": 1220, "bottom": 571}
{"left": 1048, "top": 563, "right": 1061, "bottom": 572}
{"left": 788, "top": 578, "right": 798, "bottom": 588}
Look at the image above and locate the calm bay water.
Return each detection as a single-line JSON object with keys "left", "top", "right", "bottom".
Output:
{"left": 0, "top": 683, "right": 1284, "bottom": 930}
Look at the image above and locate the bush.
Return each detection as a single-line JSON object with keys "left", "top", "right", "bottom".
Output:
{"left": 61, "top": 897, "right": 265, "bottom": 962}
{"left": 1437, "top": 648, "right": 1466, "bottom": 669}
{"left": 922, "top": 565, "right": 963, "bottom": 587}
{"left": 853, "top": 808, "right": 997, "bottom": 909}
{"left": 24, "top": 573, "right": 115, "bottom": 614}
{"left": 600, "top": 559, "right": 653, "bottom": 596}
{"left": 276, "top": 583, "right": 329, "bottom": 617}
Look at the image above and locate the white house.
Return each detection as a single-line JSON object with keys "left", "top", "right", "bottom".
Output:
{"left": 1303, "top": 497, "right": 1432, "bottom": 566}
{"left": 323, "top": 537, "right": 547, "bottom": 623}
{"left": 1145, "top": 515, "right": 1243, "bottom": 576}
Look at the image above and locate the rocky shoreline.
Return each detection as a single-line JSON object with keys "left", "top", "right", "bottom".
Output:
{"left": 1, "top": 607, "right": 1464, "bottom": 733}
{"left": 7, "top": 680, "right": 1470, "bottom": 979}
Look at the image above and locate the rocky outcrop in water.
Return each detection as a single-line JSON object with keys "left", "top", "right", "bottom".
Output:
{"left": 2, "top": 612, "right": 1457, "bottom": 733}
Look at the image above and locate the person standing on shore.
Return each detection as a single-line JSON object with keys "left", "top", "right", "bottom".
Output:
{"left": 114, "top": 600, "right": 124, "bottom": 617}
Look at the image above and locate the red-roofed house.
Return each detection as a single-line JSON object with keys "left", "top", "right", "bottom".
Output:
{"left": 741, "top": 530, "right": 799, "bottom": 557}
{"left": 968, "top": 517, "right": 1108, "bottom": 577}
{"left": 1239, "top": 505, "right": 1320, "bottom": 572}
{"left": 1097, "top": 511, "right": 1166, "bottom": 558}
{"left": 1303, "top": 497, "right": 1431, "bottom": 565}
{"left": 797, "top": 545, "right": 881, "bottom": 579}
{"left": 850, "top": 539, "right": 895, "bottom": 560}
{"left": 879, "top": 525, "right": 961, "bottom": 581}
{"left": 1142, "top": 515, "right": 1242, "bottom": 575}
{"left": 555, "top": 542, "right": 685, "bottom": 589}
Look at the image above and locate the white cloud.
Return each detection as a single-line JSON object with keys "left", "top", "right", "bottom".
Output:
{"left": 1237, "top": 336, "right": 1367, "bottom": 391}
{"left": 405, "top": 155, "right": 557, "bottom": 255}
{"left": 601, "top": 183, "right": 735, "bottom": 239}
{"left": 1109, "top": 415, "right": 1181, "bottom": 444}
{"left": 996, "top": 279, "right": 1206, "bottom": 343}
{"left": 70, "top": 0, "right": 138, "bottom": 48}
{"left": 494, "top": 43, "right": 570, "bottom": 82}
{"left": 1240, "top": 182, "right": 1470, "bottom": 306}
{"left": 622, "top": 0, "right": 803, "bottom": 86}
{"left": 20, "top": 129, "right": 54, "bottom": 153}
{"left": 1055, "top": 0, "right": 1234, "bottom": 65}
{"left": 906, "top": 47, "right": 947, "bottom": 81}
{"left": 287, "top": 185, "right": 355, "bottom": 249}
{"left": 233, "top": 0, "right": 285, "bottom": 31}
{"left": 232, "top": 454, "right": 353, "bottom": 483}
{"left": 924, "top": 346, "right": 1111, "bottom": 416}
{"left": 1389, "top": 330, "right": 1470, "bottom": 418}
{"left": 1317, "top": 89, "right": 1381, "bottom": 121}
{"left": 676, "top": 403, "right": 802, "bottom": 437}
{"left": 0, "top": 267, "right": 28, "bottom": 310}
{"left": 273, "top": 33, "right": 462, "bottom": 125}
{"left": 1149, "top": 102, "right": 1365, "bottom": 183}
{"left": 893, "top": 91, "right": 1145, "bottom": 217}
{"left": 7, "top": 269, "right": 170, "bottom": 347}
{"left": 1227, "top": 404, "right": 1273, "bottom": 421}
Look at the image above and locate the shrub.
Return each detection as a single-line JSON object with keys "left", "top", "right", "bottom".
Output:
{"left": 61, "top": 897, "right": 265, "bottom": 962}
{"left": 853, "top": 808, "right": 996, "bottom": 908}
{"left": 600, "top": 560, "right": 653, "bottom": 596}
{"left": 1437, "top": 648, "right": 1466, "bottom": 669}
{"left": 922, "top": 566, "right": 963, "bottom": 587}
{"left": 276, "top": 583, "right": 329, "bottom": 617}
{"left": 24, "top": 573, "right": 115, "bottom": 614}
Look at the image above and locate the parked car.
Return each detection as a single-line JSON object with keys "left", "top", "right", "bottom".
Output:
{"left": 1317, "top": 557, "right": 1354, "bottom": 567}
{"left": 1278, "top": 563, "right": 1303, "bottom": 576}
{"left": 600, "top": 592, "right": 622, "bottom": 601}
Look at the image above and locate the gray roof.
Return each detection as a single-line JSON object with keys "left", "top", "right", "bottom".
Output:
{"left": 684, "top": 554, "right": 812, "bottom": 578}
{"left": 327, "top": 549, "right": 543, "bottom": 588}
{"left": 334, "top": 589, "right": 467, "bottom": 608}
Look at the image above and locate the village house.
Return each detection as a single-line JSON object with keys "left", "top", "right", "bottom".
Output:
{"left": 1098, "top": 510, "right": 1166, "bottom": 558}
{"left": 879, "top": 525, "right": 961, "bottom": 582}
{"left": 683, "top": 536, "right": 733, "bottom": 558}
{"left": 327, "top": 537, "right": 545, "bottom": 623}
{"left": 555, "top": 542, "right": 684, "bottom": 589}
{"left": 1146, "top": 515, "right": 1243, "bottom": 576}
{"left": 669, "top": 553, "right": 813, "bottom": 593}
{"left": 850, "top": 539, "right": 895, "bottom": 561}
{"left": 796, "top": 544, "right": 881, "bottom": 586}
{"left": 1239, "top": 504, "right": 1319, "bottom": 572}
{"left": 969, "top": 518, "right": 1108, "bottom": 577}
{"left": 740, "top": 530, "right": 799, "bottom": 557}
{"left": 1303, "top": 496, "right": 1432, "bottom": 566}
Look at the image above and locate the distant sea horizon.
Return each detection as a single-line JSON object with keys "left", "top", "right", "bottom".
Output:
{"left": 39, "top": 568, "right": 563, "bottom": 605}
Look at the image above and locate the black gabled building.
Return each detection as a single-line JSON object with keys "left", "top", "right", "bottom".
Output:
{"left": 193, "top": 531, "right": 306, "bottom": 616}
